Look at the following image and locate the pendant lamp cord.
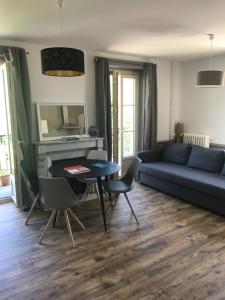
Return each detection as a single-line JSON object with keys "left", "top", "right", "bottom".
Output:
{"left": 208, "top": 33, "right": 214, "bottom": 70}
{"left": 57, "top": 0, "right": 64, "bottom": 43}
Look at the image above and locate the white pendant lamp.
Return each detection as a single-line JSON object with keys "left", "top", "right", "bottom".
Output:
{"left": 196, "top": 34, "right": 224, "bottom": 87}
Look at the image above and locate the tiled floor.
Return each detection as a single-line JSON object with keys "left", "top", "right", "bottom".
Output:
{"left": 0, "top": 185, "right": 11, "bottom": 200}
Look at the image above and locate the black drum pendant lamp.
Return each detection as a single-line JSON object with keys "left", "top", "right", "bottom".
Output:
{"left": 41, "top": 0, "right": 85, "bottom": 77}
{"left": 41, "top": 47, "right": 84, "bottom": 77}
{"left": 196, "top": 34, "right": 224, "bottom": 87}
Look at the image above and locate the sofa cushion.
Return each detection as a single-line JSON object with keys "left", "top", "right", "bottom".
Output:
{"left": 187, "top": 147, "right": 224, "bottom": 173}
{"left": 140, "top": 161, "right": 225, "bottom": 199}
{"left": 138, "top": 148, "right": 162, "bottom": 163}
{"left": 162, "top": 143, "right": 191, "bottom": 165}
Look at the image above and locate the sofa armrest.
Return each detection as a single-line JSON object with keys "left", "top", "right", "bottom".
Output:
{"left": 138, "top": 148, "right": 163, "bottom": 163}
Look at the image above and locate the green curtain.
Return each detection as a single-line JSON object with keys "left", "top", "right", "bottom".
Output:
{"left": 0, "top": 46, "right": 36, "bottom": 208}
{"left": 139, "top": 63, "right": 158, "bottom": 150}
{"left": 94, "top": 57, "right": 112, "bottom": 160}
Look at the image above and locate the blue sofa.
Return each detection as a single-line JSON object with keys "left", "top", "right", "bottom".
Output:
{"left": 138, "top": 143, "right": 225, "bottom": 217}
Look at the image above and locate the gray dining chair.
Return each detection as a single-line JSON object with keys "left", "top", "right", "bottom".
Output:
{"left": 80, "top": 150, "right": 108, "bottom": 201}
{"left": 38, "top": 176, "right": 85, "bottom": 248}
{"left": 103, "top": 157, "right": 141, "bottom": 224}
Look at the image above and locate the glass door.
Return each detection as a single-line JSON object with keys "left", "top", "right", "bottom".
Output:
{"left": 0, "top": 63, "right": 18, "bottom": 204}
{"left": 110, "top": 70, "right": 139, "bottom": 175}
{"left": 0, "top": 64, "right": 12, "bottom": 201}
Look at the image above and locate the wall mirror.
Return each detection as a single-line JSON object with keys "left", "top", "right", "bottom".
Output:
{"left": 37, "top": 103, "right": 88, "bottom": 141}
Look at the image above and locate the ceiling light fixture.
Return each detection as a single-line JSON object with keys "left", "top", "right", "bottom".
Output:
{"left": 196, "top": 34, "right": 224, "bottom": 87}
{"left": 41, "top": 0, "right": 85, "bottom": 77}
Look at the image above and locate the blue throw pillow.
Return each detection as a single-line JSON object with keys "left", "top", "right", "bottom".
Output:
{"left": 162, "top": 143, "right": 191, "bottom": 165}
{"left": 187, "top": 147, "right": 225, "bottom": 173}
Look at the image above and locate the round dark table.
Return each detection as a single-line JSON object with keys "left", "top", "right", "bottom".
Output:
{"left": 49, "top": 158, "right": 120, "bottom": 232}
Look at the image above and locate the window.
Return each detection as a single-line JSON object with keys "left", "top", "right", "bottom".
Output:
{"left": 110, "top": 70, "right": 139, "bottom": 173}
{"left": 122, "top": 77, "right": 136, "bottom": 157}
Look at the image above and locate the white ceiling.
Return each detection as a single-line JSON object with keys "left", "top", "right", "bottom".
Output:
{"left": 1, "top": 0, "right": 225, "bottom": 60}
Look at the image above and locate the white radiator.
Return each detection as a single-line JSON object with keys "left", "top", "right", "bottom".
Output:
{"left": 183, "top": 133, "right": 210, "bottom": 148}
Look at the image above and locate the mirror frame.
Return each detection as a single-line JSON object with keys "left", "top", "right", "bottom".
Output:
{"left": 36, "top": 103, "right": 88, "bottom": 141}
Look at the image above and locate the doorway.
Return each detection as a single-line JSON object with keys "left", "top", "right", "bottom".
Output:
{"left": 110, "top": 70, "right": 139, "bottom": 175}
{"left": 0, "top": 63, "right": 14, "bottom": 202}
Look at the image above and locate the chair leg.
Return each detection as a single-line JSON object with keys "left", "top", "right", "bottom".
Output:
{"left": 55, "top": 210, "right": 61, "bottom": 225}
{"left": 38, "top": 209, "right": 57, "bottom": 244}
{"left": 79, "top": 183, "right": 92, "bottom": 202}
{"left": 52, "top": 209, "right": 61, "bottom": 228}
{"left": 68, "top": 208, "right": 85, "bottom": 230}
{"left": 94, "top": 183, "right": 100, "bottom": 202}
{"left": 108, "top": 192, "right": 113, "bottom": 208}
{"left": 109, "top": 193, "right": 120, "bottom": 222}
{"left": 124, "top": 193, "right": 139, "bottom": 225}
{"left": 94, "top": 183, "right": 111, "bottom": 215}
{"left": 25, "top": 193, "right": 40, "bottom": 225}
{"left": 64, "top": 210, "right": 76, "bottom": 248}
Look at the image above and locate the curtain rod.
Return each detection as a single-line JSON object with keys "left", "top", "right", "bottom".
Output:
{"left": 94, "top": 56, "right": 156, "bottom": 66}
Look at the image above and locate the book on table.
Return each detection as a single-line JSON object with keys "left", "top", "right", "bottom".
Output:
{"left": 64, "top": 165, "right": 90, "bottom": 174}
{"left": 91, "top": 163, "right": 107, "bottom": 168}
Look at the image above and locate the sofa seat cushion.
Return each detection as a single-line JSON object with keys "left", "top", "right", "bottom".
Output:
{"left": 187, "top": 147, "right": 224, "bottom": 173}
{"left": 140, "top": 162, "right": 225, "bottom": 199}
{"left": 162, "top": 143, "right": 191, "bottom": 165}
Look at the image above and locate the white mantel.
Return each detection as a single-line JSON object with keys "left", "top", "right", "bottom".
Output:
{"left": 35, "top": 137, "right": 104, "bottom": 176}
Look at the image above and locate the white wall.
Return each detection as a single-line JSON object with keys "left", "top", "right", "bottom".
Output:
{"left": 168, "top": 62, "right": 181, "bottom": 139}
{"left": 154, "top": 59, "right": 173, "bottom": 141}
{"left": 180, "top": 54, "right": 225, "bottom": 144}
{"left": 1, "top": 40, "right": 174, "bottom": 142}
{"left": 1, "top": 40, "right": 96, "bottom": 141}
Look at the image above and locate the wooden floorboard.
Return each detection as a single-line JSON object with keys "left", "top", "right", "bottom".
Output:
{"left": 1, "top": 183, "right": 225, "bottom": 300}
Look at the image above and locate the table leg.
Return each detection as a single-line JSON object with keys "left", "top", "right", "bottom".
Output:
{"left": 97, "top": 176, "right": 107, "bottom": 232}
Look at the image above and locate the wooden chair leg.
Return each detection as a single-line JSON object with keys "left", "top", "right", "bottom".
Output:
{"left": 68, "top": 208, "right": 85, "bottom": 230}
{"left": 79, "top": 183, "right": 92, "bottom": 202}
{"left": 109, "top": 193, "right": 120, "bottom": 222}
{"left": 55, "top": 210, "right": 61, "bottom": 225}
{"left": 94, "top": 183, "right": 109, "bottom": 216}
{"left": 38, "top": 210, "right": 57, "bottom": 244}
{"left": 94, "top": 183, "right": 100, "bottom": 202}
{"left": 64, "top": 210, "right": 76, "bottom": 248}
{"left": 25, "top": 193, "right": 40, "bottom": 225}
{"left": 124, "top": 193, "right": 139, "bottom": 225}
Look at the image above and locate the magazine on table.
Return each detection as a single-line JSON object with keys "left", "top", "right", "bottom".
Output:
{"left": 92, "top": 163, "right": 108, "bottom": 168}
{"left": 64, "top": 165, "right": 90, "bottom": 174}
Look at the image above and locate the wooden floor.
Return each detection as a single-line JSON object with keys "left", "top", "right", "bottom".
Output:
{"left": 1, "top": 184, "right": 225, "bottom": 300}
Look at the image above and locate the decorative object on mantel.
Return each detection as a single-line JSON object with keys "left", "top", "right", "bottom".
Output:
{"left": 41, "top": 0, "right": 84, "bottom": 77}
{"left": 88, "top": 126, "right": 99, "bottom": 137}
{"left": 174, "top": 122, "right": 184, "bottom": 143}
{"left": 196, "top": 34, "right": 224, "bottom": 87}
